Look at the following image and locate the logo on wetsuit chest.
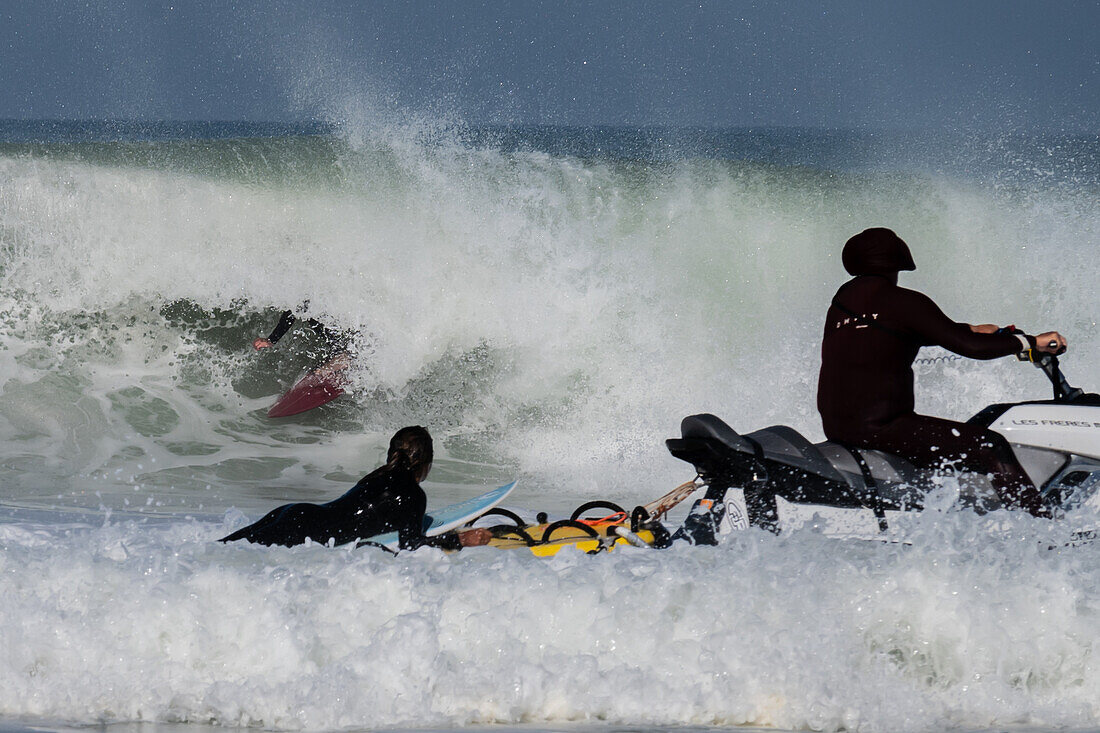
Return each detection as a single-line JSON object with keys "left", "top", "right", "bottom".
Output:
{"left": 834, "top": 313, "right": 881, "bottom": 330}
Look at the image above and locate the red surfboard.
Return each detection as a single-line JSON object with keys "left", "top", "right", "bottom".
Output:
{"left": 267, "top": 353, "right": 352, "bottom": 418}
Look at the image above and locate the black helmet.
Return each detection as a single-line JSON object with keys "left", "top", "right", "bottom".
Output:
{"left": 842, "top": 228, "right": 916, "bottom": 276}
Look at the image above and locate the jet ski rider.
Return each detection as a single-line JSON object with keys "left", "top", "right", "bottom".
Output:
{"left": 817, "top": 228, "right": 1067, "bottom": 517}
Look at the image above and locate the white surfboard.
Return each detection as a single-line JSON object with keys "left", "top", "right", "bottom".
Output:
{"left": 367, "top": 481, "right": 518, "bottom": 549}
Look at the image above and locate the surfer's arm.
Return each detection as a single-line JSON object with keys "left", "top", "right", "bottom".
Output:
{"left": 408, "top": 531, "right": 461, "bottom": 551}
{"left": 401, "top": 528, "right": 489, "bottom": 551}
{"left": 265, "top": 311, "right": 297, "bottom": 344}
{"left": 254, "top": 311, "right": 297, "bottom": 349}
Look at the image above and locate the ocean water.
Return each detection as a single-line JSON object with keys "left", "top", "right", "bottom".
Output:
{"left": 1, "top": 119, "right": 1099, "bottom": 733}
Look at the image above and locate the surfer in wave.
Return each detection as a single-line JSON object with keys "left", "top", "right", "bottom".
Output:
{"left": 255, "top": 304, "right": 362, "bottom": 417}
{"left": 252, "top": 305, "right": 354, "bottom": 356}
{"left": 220, "top": 426, "right": 491, "bottom": 550}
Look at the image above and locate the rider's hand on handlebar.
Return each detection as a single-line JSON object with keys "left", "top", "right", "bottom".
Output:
{"left": 1035, "top": 331, "right": 1067, "bottom": 355}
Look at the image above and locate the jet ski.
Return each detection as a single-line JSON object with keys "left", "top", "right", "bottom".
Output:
{"left": 666, "top": 352, "right": 1100, "bottom": 543}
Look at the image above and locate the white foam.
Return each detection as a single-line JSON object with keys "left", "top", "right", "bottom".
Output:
{"left": 1, "top": 128, "right": 1099, "bottom": 731}
{"left": 2, "top": 511, "right": 1100, "bottom": 731}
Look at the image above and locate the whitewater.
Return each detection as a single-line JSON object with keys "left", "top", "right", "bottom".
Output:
{"left": 1, "top": 120, "right": 1099, "bottom": 732}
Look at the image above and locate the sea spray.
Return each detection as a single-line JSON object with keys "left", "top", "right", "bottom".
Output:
{"left": 1, "top": 122, "right": 1099, "bottom": 732}
{"left": 1, "top": 125, "right": 1097, "bottom": 511}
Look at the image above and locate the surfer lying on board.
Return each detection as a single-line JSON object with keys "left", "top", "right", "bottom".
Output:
{"left": 818, "top": 228, "right": 1066, "bottom": 517}
{"left": 220, "top": 426, "right": 492, "bottom": 550}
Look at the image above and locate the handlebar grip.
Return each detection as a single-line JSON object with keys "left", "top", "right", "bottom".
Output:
{"left": 1019, "top": 342, "right": 1066, "bottom": 361}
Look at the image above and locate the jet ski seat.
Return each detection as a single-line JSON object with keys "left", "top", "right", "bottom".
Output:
{"left": 674, "top": 414, "right": 927, "bottom": 517}
{"left": 681, "top": 414, "right": 864, "bottom": 488}
{"left": 742, "top": 425, "right": 848, "bottom": 484}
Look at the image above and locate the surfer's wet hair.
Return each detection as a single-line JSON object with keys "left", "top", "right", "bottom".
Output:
{"left": 388, "top": 426, "right": 433, "bottom": 481}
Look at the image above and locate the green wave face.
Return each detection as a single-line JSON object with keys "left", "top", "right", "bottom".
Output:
{"left": 1, "top": 124, "right": 1097, "bottom": 513}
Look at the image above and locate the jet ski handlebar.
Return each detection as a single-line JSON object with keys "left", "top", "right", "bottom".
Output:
{"left": 1018, "top": 349, "right": 1084, "bottom": 402}
{"left": 999, "top": 325, "right": 1079, "bottom": 401}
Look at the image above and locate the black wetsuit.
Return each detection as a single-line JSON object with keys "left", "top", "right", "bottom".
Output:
{"left": 817, "top": 275, "right": 1048, "bottom": 516}
{"left": 220, "top": 463, "right": 459, "bottom": 550}
{"left": 266, "top": 311, "right": 353, "bottom": 353}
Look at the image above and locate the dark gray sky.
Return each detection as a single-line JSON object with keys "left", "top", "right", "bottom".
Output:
{"left": 1, "top": 0, "right": 1097, "bottom": 130}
